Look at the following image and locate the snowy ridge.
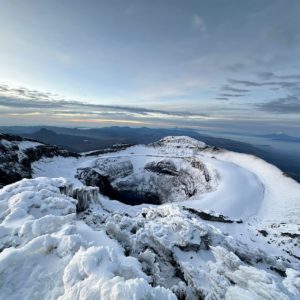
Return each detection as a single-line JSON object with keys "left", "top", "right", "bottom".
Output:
{"left": 0, "top": 135, "right": 300, "bottom": 299}
{"left": 0, "top": 133, "right": 78, "bottom": 188}
{"left": 215, "top": 151, "right": 300, "bottom": 223}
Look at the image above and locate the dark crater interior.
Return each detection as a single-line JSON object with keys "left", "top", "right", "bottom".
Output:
{"left": 76, "top": 157, "right": 214, "bottom": 206}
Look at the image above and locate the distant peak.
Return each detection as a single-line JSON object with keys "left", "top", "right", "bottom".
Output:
{"left": 35, "top": 128, "right": 57, "bottom": 135}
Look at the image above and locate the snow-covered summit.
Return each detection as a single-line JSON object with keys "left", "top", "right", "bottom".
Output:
{"left": 1, "top": 134, "right": 300, "bottom": 299}
{"left": 152, "top": 135, "right": 206, "bottom": 149}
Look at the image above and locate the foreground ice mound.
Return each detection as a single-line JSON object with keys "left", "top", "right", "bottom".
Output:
{"left": 0, "top": 178, "right": 299, "bottom": 299}
{"left": 0, "top": 178, "right": 176, "bottom": 300}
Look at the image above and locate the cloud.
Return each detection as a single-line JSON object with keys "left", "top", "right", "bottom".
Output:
{"left": 257, "top": 72, "right": 274, "bottom": 80}
{"left": 0, "top": 84, "right": 210, "bottom": 120}
{"left": 257, "top": 95, "right": 300, "bottom": 113}
{"left": 191, "top": 15, "right": 206, "bottom": 32}
{"left": 219, "top": 93, "right": 245, "bottom": 98}
{"left": 228, "top": 79, "right": 263, "bottom": 87}
{"left": 221, "top": 85, "right": 250, "bottom": 93}
{"left": 228, "top": 78, "right": 300, "bottom": 89}
{"left": 0, "top": 84, "right": 62, "bottom": 101}
{"left": 258, "top": 72, "right": 300, "bottom": 81}
{"left": 225, "top": 63, "right": 246, "bottom": 72}
{"left": 215, "top": 97, "right": 229, "bottom": 101}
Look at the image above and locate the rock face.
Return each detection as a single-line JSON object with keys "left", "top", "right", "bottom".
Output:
{"left": 76, "top": 155, "right": 218, "bottom": 205}
{"left": 0, "top": 133, "right": 79, "bottom": 188}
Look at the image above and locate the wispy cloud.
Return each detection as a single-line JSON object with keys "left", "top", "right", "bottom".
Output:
{"left": 215, "top": 97, "right": 229, "bottom": 101}
{"left": 257, "top": 95, "right": 300, "bottom": 113}
{"left": 228, "top": 78, "right": 300, "bottom": 89}
{"left": 0, "top": 83, "right": 211, "bottom": 121}
{"left": 258, "top": 71, "right": 300, "bottom": 81}
{"left": 219, "top": 93, "right": 246, "bottom": 98}
{"left": 191, "top": 15, "right": 206, "bottom": 32}
{"left": 221, "top": 85, "right": 250, "bottom": 93}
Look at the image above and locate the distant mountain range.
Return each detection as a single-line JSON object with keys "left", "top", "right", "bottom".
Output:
{"left": 0, "top": 125, "right": 268, "bottom": 154}
{"left": 0, "top": 125, "right": 299, "bottom": 182}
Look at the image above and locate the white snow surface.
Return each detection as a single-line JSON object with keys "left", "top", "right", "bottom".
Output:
{"left": 1, "top": 136, "right": 300, "bottom": 299}
{"left": 17, "top": 140, "right": 42, "bottom": 150}
{"left": 0, "top": 178, "right": 176, "bottom": 300}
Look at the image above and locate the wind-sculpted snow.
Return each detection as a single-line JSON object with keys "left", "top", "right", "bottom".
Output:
{"left": 0, "top": 178, "right": 176, "bottom": 300}
{"left": 82, "top": 204, "right": 300, "bottom": 299}
{"left": 1, "top": 135, "right": 300, "bottom": 299}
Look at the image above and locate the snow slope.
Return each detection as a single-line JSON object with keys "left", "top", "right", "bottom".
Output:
{"left": 0, "top": 135, "right": 300, "bottom": 299}
{"left": 213, "top": 150, "right": 300, "bottom": 223}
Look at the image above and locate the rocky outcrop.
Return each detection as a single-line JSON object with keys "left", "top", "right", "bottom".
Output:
{"left": 0, "top": 133, "right": 79, "bottom": 188}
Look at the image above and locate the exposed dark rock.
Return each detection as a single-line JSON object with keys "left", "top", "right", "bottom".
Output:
{"left": 270, "top": 266, "right": 287, "bottom": 277}
{"left": 83, "top": 144, "right": 134, "bottom": 156}
{"left": 183, "top": 207, "right": 236, "bottom": 223}
{"left": 281, "top": 232, "right": 300, "bottom": 239}
{"left": 0, "top": 133, "right": 79, "bottom": 188}
{"left": 145, "top": 160, "right": 181, "bottom": 176}
{"left": 258, "top": 230, "right": 269, "bottom": 237}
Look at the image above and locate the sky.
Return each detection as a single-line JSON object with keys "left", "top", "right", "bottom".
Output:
{"left": 0, "top": 0, "right": 300, "bottom": 135}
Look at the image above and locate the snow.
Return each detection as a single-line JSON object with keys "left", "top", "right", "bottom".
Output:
{"left": 283, "top": 269, "right": 300, "bottom": 296}
{"left": 212, "top": 151, "right": 300, "bottom": 224}
{"left": 17, "top": 140, "right": 42, "bottom": 151}
{"left": 32, "top": 156, "right": 86, "bottom": 187}
{"left": 0, "top": 178, "right": 177, "bottom": 300}
{"left": 1, "top": 135, "right": 300, "bottom": 299}
{"left": 33, "top": 137, "right": 300, "bottom": 223}
{"left": 183, "top": 157, "right": 264, "bottom": 219}
{"left": 1, "top": 178, "right": 297, "bottom": 299}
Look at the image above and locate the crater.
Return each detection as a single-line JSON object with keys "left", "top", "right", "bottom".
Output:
{"left": 76, "top": 156, "right": 217, "bottom": 205}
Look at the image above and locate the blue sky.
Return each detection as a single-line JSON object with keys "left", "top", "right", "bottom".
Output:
{"left": 0, "top": 0, "right": 299, "bottom": 133}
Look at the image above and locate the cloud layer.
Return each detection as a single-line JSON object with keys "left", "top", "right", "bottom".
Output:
{"left": 0, "top": 1, "right": 299, "bottom": 129}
